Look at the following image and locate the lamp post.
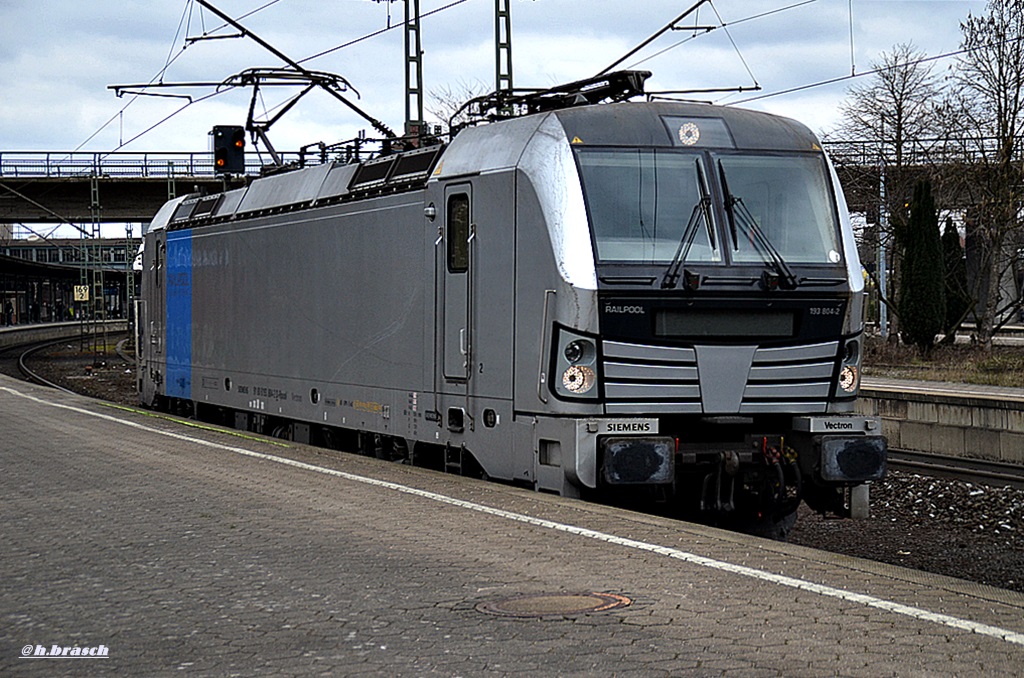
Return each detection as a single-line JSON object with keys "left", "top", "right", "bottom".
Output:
{"left": 877, "top": 115, "right": 889, "bottom": 340}
{"left": 126, "top": 224, "right": 134, "bottom": 330}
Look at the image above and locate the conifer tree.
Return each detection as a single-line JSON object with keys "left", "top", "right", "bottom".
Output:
{"left": 897, "top": 180, "right": 946, "bottom": 353}
{"left": 941, "top": 217, "right": 972, "bottom": 341}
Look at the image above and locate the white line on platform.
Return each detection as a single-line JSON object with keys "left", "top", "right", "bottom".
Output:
{"left": 5, "top": 384, "right": 1024, "bottom": 648}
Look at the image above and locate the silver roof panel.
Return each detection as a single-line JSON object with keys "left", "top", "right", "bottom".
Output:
{"left": 237, "top": 162, "right": 334, "bottom": 214}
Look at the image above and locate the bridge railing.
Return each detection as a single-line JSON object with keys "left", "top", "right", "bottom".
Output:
{"left": 822, "top": 136, "right": 1018, "bottom": 167}
{"left": 0, "top": 151, "right": 316, "bottom": 179}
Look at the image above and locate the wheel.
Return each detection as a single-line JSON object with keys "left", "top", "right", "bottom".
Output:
{"left": 737, "top": 508, "right": 798, "bottom": 541}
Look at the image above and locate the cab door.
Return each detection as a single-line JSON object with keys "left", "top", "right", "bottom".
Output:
{"left": 139, "top": 233, "right": 166, "bottom": 406}
{"left": 441, "top": 185, "right": 473, "bottom": 385}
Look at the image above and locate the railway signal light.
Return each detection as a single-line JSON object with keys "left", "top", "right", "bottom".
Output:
{"left": 211, "top": 125, "right": 245, "bottom": 174}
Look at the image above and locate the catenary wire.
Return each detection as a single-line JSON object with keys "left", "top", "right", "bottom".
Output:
{"left": 726, "top": 35, "right": 1024, "bottom": 107}
{"left": 708, "top": 1, "right": 759, "bottom": 89}
{"left": 626, "top": 0, "right": 817, "bottom": 72}
{"left": 296, "top": 0, "right": 475, "bottom": 66}
{"left": 72, "top": 0, "right": 285, "bottom": 153}
{"left": 75, "top": 0, "right": 474, "bottom": 154}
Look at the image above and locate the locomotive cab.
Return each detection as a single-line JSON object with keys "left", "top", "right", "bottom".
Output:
{"left": 499, "top": 103, "right": 887, "bottom": 529}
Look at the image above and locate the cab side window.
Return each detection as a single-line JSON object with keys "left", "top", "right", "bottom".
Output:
{"left": 447, "top": 194, "right": 469, "bottom": 273}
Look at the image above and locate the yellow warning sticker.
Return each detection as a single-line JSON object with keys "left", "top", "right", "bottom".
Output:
{"left": 571, "top": 136, "right": 584, "bottom": 145}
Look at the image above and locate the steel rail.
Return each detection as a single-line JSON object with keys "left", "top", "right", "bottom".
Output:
{"left": 17, "top": 338, "right": 78, "bottom": 394}
{"left": 887, "top": 449, "right": 1024, "bottom": 490}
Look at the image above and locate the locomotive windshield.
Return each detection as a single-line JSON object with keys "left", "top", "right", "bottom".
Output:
{"left": 576, "top": 149, "right": 720, "bottom": 264}
{"left": 715, "top": 153, "right": 842, "bottom": 265}
{"left": 576, "top": 148, "right": 842, "bottom": 266}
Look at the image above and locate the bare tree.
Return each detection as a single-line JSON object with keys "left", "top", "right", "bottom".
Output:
{"left": 425, "top": 79, "right": 490, "bottom": 135}
{"left": 952, "top": 0, "right": 1024, "bottom": 348}
{"left": 831, "top": 43, "right": 941, "bottom": 339}
{"left": 835, "top": 43, "right": 940, "bottom": 170}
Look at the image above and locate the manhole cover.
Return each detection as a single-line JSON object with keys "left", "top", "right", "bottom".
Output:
{"left": 476, "top": 592, "right": 632, "bottom": 618}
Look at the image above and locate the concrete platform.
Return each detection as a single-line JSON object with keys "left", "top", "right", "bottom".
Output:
{"left": 860, "top": 377, "right": 1024, "bottom": 463}
{"left": 0, "top": 320, "right": 129, "bottom": 350}
{"left": 2, "top": 373, "right": 1023, "bottom": 677}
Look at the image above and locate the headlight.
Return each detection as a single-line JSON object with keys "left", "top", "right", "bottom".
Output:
{"left": 834, "top": 335, "right": 862, "bottom": 397}
{"left": 552, "top": 329, "right": 600, "bottom": 400}
{"left": 564, "top": 341, "right": 585, "bottom": 364}
{"left": 562, "top": 365, "right": 596, "bottom": 394}
{"left": 564, "top": 339, "right": 596, "bottom": 365}
{"left": 844, "top": 339, "right": 859, "bottom": 363}
{"left": 838, "top": 365, "right": 859, "bottom": 393}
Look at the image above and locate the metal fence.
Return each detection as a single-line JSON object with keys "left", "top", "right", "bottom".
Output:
{"left": 0, "top": 151, "right": 311, "bottom": 179}
{"left": 822, "top": 137, "right": 1018, "bottom": 167}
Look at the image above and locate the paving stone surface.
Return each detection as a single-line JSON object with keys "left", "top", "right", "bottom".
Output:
{"left": 2, "top": 374, "right": 1023, "bottom": 677}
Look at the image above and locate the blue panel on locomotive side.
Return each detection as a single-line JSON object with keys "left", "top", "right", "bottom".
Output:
{"left": 166, "top": 230, "right": 193, "bottom": 400}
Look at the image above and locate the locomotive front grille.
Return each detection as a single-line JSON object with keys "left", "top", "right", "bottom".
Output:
{"left": 601, "top": 339, "right": 840, "bottom": 415}
{"left": 602, "top": 340, "right": 702, "bottom": 414}
{"left": 740, "top": 341, "right": 839, "bottom": 414}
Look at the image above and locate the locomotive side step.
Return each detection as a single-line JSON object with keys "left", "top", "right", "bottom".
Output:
{"left": 445, "top": 444, "right": 463, "bottom": 475}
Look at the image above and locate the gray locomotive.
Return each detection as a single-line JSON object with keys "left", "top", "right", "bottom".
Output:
{"left": 138, "top": 72, "right": 886, "bottom": 535}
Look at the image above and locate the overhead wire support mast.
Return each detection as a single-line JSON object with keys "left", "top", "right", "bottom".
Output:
{"left": 194, "top": 0, "right": 396, "bottom": 139}
{"left": 89, "top": 174, "right": 107, "bottom": 360}
{"left": 405, "top": 0, "right": 424, "bottom": 140}
{"left": 495, "top": 0, "right": 513, "bottom": 93}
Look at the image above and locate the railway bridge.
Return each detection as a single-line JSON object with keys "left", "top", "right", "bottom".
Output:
{"left": 0, "top": 141, "right": 1009, "bottom": 227}
{"left": 823, "top": 137, "right": 1024, "bottom": 219}
{"left": 0, "top": 151, "right": 304, "bottom": 224}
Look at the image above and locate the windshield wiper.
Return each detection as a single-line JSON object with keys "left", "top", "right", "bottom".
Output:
{"left": 661, "top": 161, "right": 714, "bottom": 289}
{"left": 660, "top": 197, "right": 711, "bottom": 289}
{"left": 718, "top": 161, "right": 740, "bottom": 251}
{"left": 717, "top": 160, "right": 798, "bottom": 290}
{"left": 733, "top": 197, "right": 799, "bottom": 289}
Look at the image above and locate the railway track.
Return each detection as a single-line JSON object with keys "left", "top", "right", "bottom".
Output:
{"left": 0, "top": 336, "right": 62, "bottom": 383}
{"left": 15, "top": 338, "right": 82, "bottom": 393}
{"left": 888, "top": 449, "right": 1024, "bottom": 490}
{"left": 0, "top": 324, "right": 132, "bottom": 400}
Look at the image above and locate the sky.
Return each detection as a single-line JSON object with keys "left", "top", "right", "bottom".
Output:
{"left": 0, "top": 0, "right": 989, "bottom": 235}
